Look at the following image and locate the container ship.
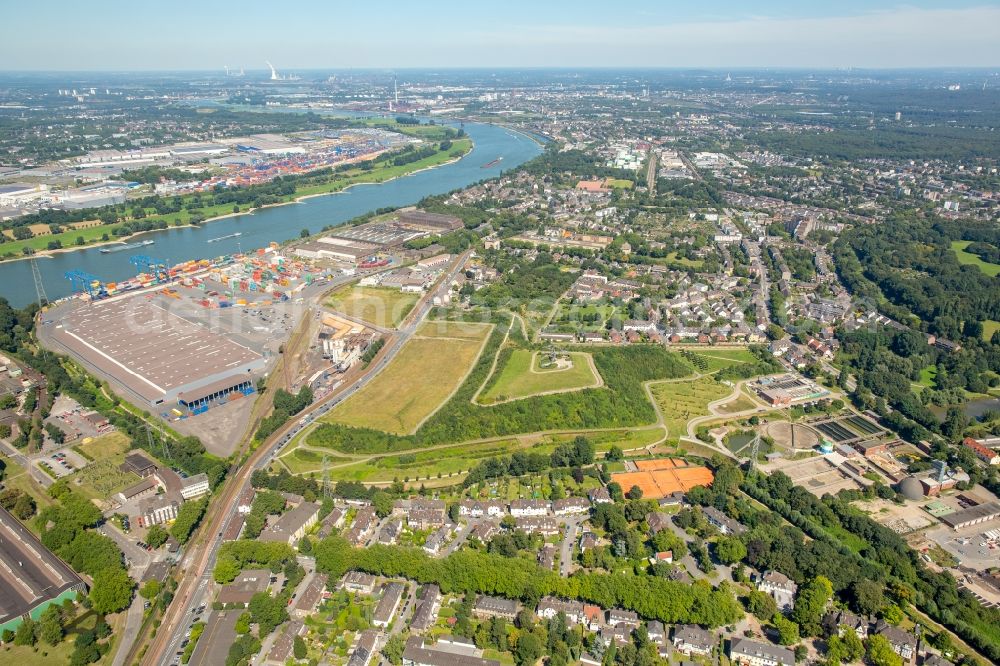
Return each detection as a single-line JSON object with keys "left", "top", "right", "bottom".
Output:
{"left": 100, "top": 239, "right": 154, "bottom": 254}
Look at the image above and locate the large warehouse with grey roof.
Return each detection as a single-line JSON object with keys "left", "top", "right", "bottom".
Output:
{"left": 51, "top": 296, "right": 265, "bottom": 407}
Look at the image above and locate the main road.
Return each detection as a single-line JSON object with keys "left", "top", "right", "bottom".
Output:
{"left": 142, "top": 251, "right": 470, "bottom": 666}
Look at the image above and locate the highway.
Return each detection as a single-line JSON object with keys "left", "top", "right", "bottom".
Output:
{"left": 144, "top": 251, "right": 470, "bottom": 666}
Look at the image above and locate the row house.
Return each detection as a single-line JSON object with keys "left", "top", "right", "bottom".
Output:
{"left": 514, "top": 516, "right": 560, "bottom": 536}
{"left": 510, "top": 499, "right": 550, "bottom": 517}
{"left": 536, "top": 596, "right": 584, "bottom": 624}
{"left": 459, "top": 500, "right": 505, "bottom": 518}
{"left": 552, "top": 497, "right": 590, "bottom": 516}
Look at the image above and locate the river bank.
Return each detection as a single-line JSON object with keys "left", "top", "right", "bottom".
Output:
{"left": 1, "top": 138, "right": 472, "bottom": 265}
{"left": 0, "top": 121, "right": 541, "bottom": 307}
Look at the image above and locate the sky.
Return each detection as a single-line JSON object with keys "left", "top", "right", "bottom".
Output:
{"left": 3, "top": 1, "right": 1000, "bottom": 71}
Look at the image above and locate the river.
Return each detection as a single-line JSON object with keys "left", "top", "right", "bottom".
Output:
{"left": 1, "top": 121, "right": 542, "bottom": 308}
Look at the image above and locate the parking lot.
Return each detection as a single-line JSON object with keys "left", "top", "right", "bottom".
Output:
{"left": 35, "top": 446, "right": 89, "bottom": 478}
{"left": 926, "top": 522, "right": 1000, "bottom": 570}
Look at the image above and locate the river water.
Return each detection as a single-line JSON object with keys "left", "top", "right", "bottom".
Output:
{"left": 2, "top": 121, "right": 542, "bottom": 308}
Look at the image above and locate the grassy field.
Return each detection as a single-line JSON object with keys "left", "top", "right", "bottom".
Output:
{"left": 681, "top": 348, "right": 758, "bottom": 373}
{"left": 478, "top": 350, "right": 601, "bottom": 404}
{"left": 951, "top": 240, "right": 1000, "bottom": 277}
{"left": 0, "top": 610, "right": 117, "bottom": 666}
{"left": 550, "top": 302, "right": 618, "bottom": 332}
{"left": 651, "top": 377, "right": 732, "bottom": 438}
{"left": 983, "top": 320, "right": 1000, "bottom": 342}
{"left": 318, "top": 427, "right": 664, "bottom": 484}
{"left": 326, "top": 285, "right": 420, "bottom": 329}
{"left": 280, "top": 447, "right": 350, "bottom": 475}
{"left": 325, "top": 322, "right": 493, "bottom": 434}
{"left": 0, "top": 458, "right": 57, "bottom": 525}
{"left": 605, "top": 179, "right": 633, "bottom": 189}
{"left": 665, "top": 251, "right": 704, "bottom": 269}
{"left": 716, "top": 394, "right": 757, "bottom": 414}
{"left": 74, "top": 431, "right": 130, "bottom": 460}
{"left": 918, "top": 365, "right": 939, "bottom": 388}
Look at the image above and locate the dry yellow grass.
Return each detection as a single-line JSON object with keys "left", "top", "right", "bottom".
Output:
{"left": 326, "top": 322, "right": 493, "bottom": 434}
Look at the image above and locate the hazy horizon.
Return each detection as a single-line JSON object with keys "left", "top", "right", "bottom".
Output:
{"left": 3, "top": 1, "right": 1000, "bottom": 71}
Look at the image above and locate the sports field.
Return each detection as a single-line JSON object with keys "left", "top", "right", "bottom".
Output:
{"left": 478, "top": 350, "right": 601, "bottom": 404}
{"left": 325, "top": 322, "right": 492, "bottom": 434}
{"left": 326, "top": 285, "right": 420, "bottom": 329}
{"left": 650, "top": 377, "right": 732, "bottom": 438}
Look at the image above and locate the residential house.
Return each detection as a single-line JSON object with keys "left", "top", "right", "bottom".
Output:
{"left": 607, "top": 608, "right": 640, "bottom": 629}
{"left": 423, "top": 527, "right": 451, "bottom": 556}
{"left": 510, "top": 499, "right": 549, "bottom": 517}
{"left": 874, "top": 619, "right": 917, "bottom": 662}
{"left": 378, "top": 518, "right": 404, "bottom": 545}
{"left": 341, "top": 571, "right": 377, "bottom": 595}
{"left": 410, "top": 585, "right": 441, "bottom": 633}
{"left": 582, "top": 604, "right": 604, "bottom": 632}
{"left": 729, "top": 638, "right": 795, "bottom": 666}
{"left": 647, "top": 512, "right": 671, "bottom": 534}
{"left": 703, "top": 506, "right": 747, "bottom": 535}
{"left": 673, "top": 625, "right": 714, "bottom": 656}
{"left": 757, "top": 571, "right": 798, "bottom": 612}
{"left": 217, "top": 569, "right": 271, "bottom": 607}
{"left": 292, "top": 573, "right": 329, "bottom": 620}
{"left": 473, "top": 595, "right": 518, "bottom": 621}
{"left": 588, "top": 488, "right": 612, "bottom": 504}
{"left": 536, "top": 596, "right": 584, "bottom": 624}
{"left": 514, "top": 516, "right": 560, "bottom": 536}
{"left": 347, "top": 629, "right": 381, "bottom": 666}
{"left": 823, "top": 610, "right": 869, "bottom": 639}
{"left": 373, "top": 582, "right": 405, "bottom": 628}
{"left": 259, "top": 501, "right": 320, "bottom": 547}
{"left": 552, "top": 497, "right": 590, "bottom": 516}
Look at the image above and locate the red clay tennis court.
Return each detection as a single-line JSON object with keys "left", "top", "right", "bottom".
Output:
{"left": 634, "top": 458, "right": 682, "bottom": 471}
{"left": 612, "top": 459, "right": 714, "bottom": 498}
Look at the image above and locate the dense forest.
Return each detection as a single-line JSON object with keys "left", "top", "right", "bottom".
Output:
{"left": 834, "top": 215, "right": 1000, "bottom": 336}
{"left": 748, "top": 125, "right": 1000, "bottom": 162}
{"left": 686, "top": 458, "right": 1000, "bottom": 663}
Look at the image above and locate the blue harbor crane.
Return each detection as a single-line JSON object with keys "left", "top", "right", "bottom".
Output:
{"left": 129, "top": 254, "right": 168, "bottom": 282}
{"left": 64, "top": 269, "right": 105, "bottom": 300}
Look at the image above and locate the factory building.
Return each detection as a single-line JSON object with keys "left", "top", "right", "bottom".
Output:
{"left": 0, "top": 507, "right": 87, "bottom": 633}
